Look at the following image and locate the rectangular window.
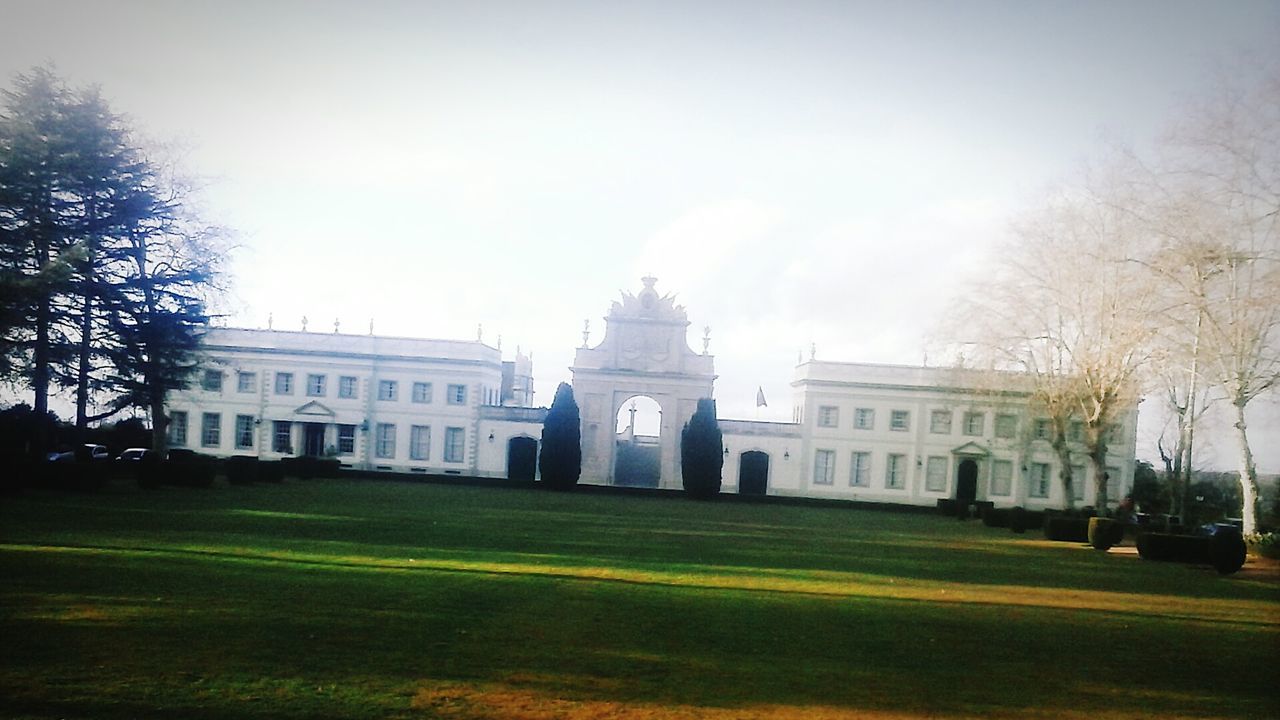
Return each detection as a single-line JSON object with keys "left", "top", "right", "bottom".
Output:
{"left": 201, "top": 412, "right": 221, "bottom": 448}
{"left": 991, "top": 460, "right": 1013, "bottom": 496}
{"left": 306, "top": 374, "right": 326, "bottom": 397}
{"left": 1068, "top": 420, "right": 1084, "bottom": 442}
{"left": 338, "top": 376, "right": 358, "bottom": 399}
{"left": 412, "top": 382, "right": 433, "bottom": 404}
{"left": 410, "top": 425, "right": 431, "bottom": 460}
{"left": 444, "top": 427, "right": 465, "bottom": 462}
{"left": 854, "top": 408, "right": 874, "bottom": 430}
{"left": 376, "top": 423, "right": 396, "bottom": 458}
{"left": 1033, "top": 418, "right": 1052, "bottom": 441}
{"left": 885, "top": 453, "right": 906, "bottom": 489}
{"left": 378, "top": 380, "right": 397, "bottom": 401}
{"left": 168, "top": 411, "right": 188, "bottom": 447}
{"left": 337, "top": 424, "right": 355, "bottom": 455}
{"left": 235, "top": 414, "right": 255, "bottom": 449}
{"left": 448, "top": 384, "right": 467, "bottom": 405}
{"left": 1030, "top": 462, "right": 1051, "bottom": 498}
{"left": 274, "top": 372, "right": 294, "bottom": 395}
{"left": 995, "top": 414, "right": 1018, "bottom": 439}
{"left": 1107, "top": 424, "right": 1124, "bottom": 444}
{"left": 1071, "top": 464, "right": 1086, "bottom": 501}
{"left": 273, "top": 421, "right": 292, "bottom": 453}
{"left": 890, "top": 410, "right": 909, "bottom": 432}
{"left": 201, "top": 369, "right": 223, "bottom": 392}
{"left": 237, "top": 371, "right": 256, "bottom": 393}
{"left": 813, "top": 449, "right": 835, "bottom": 485}
{"left": 850, "top": 451, "right": 871, "bottom": 487}
{"left": 817, "top": 406, "right": 839, "bottom": 428}
{"left": 963, "top": 412, "right": 985, "bottom": 437}
{"left": 929, "top": 410, "right": 952, "bottom": 434}
{"left": 925, "top": 456, "right": 948, "bottom": 492}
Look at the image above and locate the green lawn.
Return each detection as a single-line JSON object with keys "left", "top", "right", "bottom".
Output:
{"left": 2, "top": 479, "right": 1276, "bottom": 719}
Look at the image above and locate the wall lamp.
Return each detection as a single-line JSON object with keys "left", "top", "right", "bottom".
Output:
{"left": 784, "top": 450, "right": 790, "bottom": 460}
{"left": 488, "top": 431, "right": 495, "bottom": 443}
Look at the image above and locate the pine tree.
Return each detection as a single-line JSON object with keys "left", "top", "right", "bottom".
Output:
{"left": 539, "top": 382, "right": 581, "bottom": 490}
{"left": 680, "top": 397, "right": 723, "bottom": 499}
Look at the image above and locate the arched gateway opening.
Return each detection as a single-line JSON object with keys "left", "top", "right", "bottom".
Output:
{"left": 738, "top": 450, "right": 769, "bottom": 495}
{"left": 614, "top": 396, "right": 661, "bottom": 487}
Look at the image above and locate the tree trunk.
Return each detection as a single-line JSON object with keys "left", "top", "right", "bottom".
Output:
{"left": 1051, "top": 435, "right": 1075, "bottom": 510}
{"left": 1230, "top": 400, "right": 1262, "bottom": 535}
{"left": 150, "top": 393, "right": 169, "bottom": 456}
{"left": 75, "top": 292, "right": 92, "bottom": 431}
{"left": 1090, "top": 440, "right": 1110, "bottom": 513}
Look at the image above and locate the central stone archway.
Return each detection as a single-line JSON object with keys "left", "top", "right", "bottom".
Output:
{"left": 570, "top": 277, "right": 716, "bottom": 489}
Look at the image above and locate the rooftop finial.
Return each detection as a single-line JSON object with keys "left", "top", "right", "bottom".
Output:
{"left": 368, "top": 318, "right": 374, "bottom": 335}
{"left": 301, "top": 315, "right": 308, "bottom": 332}
{"left": 582, "top": 319, "right": 590, "bottom": 348}
{"left": 334, "top": 318, "right": 340, "bottom": 334}
{"left": 267, "top": 312, "right": 273, "bottom": 331}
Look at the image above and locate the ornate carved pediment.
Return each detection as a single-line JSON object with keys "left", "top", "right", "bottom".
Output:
{"left": 609, "top": 276, "right": 687, "bottom": 322}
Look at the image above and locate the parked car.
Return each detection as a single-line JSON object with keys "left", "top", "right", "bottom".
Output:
{"left": 116, "top": 448, "right": 156, "bottom": 462}
{"left": 47, "top": 444, "right": 110, "bottom": 462}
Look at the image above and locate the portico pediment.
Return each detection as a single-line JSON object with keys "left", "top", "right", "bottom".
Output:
{"left": 951, "top": 441, "right": 989, "bottom": 457}
{"left": 293, "top": 400, "right": 335, "bottom": 417}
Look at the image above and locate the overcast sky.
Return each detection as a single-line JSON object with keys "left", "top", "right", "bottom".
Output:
{"left": 3, "top": 0, "right": 1278, "bottom": 471}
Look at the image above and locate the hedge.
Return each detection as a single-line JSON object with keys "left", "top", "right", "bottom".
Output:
{"left": 1137, "top": 533, "right": 1211, "bottom": 563}
{"left": 1044, "top": 515, "right": 1090, "bottom": 543}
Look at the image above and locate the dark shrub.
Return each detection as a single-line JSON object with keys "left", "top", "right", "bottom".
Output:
{"left": 1010, "top": 506, "right": 1028, "bottom": 534}
{"left": 974, "top": 501, "right": 994, "bottom": 519}
{"left": 136, "top": 454, "right": 163, "bottom": 489}
{"left": 259, "top": 460, "right": 284, "bottom": 483}
{"left": 282, "top": 456, "right": 340, "bottom": 480}
{"left": 1088, "top": 517, "right": 1124, "bottom": 551}
{"left": 166, "top": 451, "right": 216, "bottom": 488}
{"left": 1137, "top": 533, "right": 1211, "bottom": 563}
{"left": 983, "top": 507, "right": 1010, "bottom": 528}
{"left": 539, "top": 382, "right": 582, "bottom": 490}
{"left": 680, "top": 398, "right": 723, "bottom": 500}
{"left": 1209, "top": 530, "right": 1247, "bottom": 575}
{"left": 225, "top": 456, "right": 260, "bottom": 484}
{"left": 1045, "top": 516, "right": 1090, "bottom": 542}
{"left": 937, "top": 498, "right": 955, "bottom": 516}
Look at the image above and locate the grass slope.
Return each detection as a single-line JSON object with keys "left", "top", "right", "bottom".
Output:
{"left": 2, "top": 480, "right": 1277, "bottom": 719}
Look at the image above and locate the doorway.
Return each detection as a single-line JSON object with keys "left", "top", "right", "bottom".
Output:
{"left": 303, "top": 423, "right": 326, "bottom": 457}
{"left": 956, "top": 458, "right": 978, "bottom": 504}
{"left": 738, "top": 451, "right": 769, "bottom": 495}
{"left": 507, "top": 436, "right": 538, "bottom": 482}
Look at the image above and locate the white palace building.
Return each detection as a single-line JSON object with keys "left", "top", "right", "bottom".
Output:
{"left": 166, "top": 277, "right": 1136, "bottom": 509}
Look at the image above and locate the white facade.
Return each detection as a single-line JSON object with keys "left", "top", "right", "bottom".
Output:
{"left": 166, "top": 280, "right": 1139, "bottom": 509}
{"left": 775, "top": 361, "right": 1138, "bottom": 509}
{"left": 165, "top": 328, "right": 541, "bottom": 476}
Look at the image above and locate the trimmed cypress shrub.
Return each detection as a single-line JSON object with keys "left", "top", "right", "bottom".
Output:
{"left": 680, "top": 398, "right": 723, "bottom": 500}
{"left": 1088, "top": 517, "right": 1124, "bottom": 551}
{"left": 1209, "top": 530, "right": 1247, "bottom": 575}
{"left": 974, "top": 501, "right": 995, "bottom": 520}
{"left": 539, "top": 382, "right": 582, "bottom": 490}
{"left": 1045, "top": 516, "right": 1090, "bottom": 542}
{"left": 937, "top": 498, "right": 956, "bottom": 516}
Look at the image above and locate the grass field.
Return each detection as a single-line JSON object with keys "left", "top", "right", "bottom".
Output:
{"left": 2, "top": 479, "right": 1277, "bottom": 719}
